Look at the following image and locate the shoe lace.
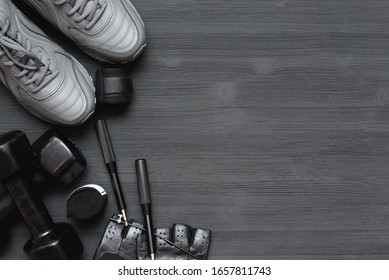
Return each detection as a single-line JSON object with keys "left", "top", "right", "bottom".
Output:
{"left": 0, "top": 20, "right": 59, "bottom": 94}
{"left": 53, "top": 0, "right": 107, "bottom": 30}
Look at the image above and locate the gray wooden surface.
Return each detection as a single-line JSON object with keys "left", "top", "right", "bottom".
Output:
{"left": 2, "top": 0, "right": 389, "bottom": 259}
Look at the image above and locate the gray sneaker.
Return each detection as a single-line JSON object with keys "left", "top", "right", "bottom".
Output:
{"left": 21, "top": 0, "right": 147, "bottom": 64}
{"left": 0, "top": 0, "right": 95, "bottom": 126}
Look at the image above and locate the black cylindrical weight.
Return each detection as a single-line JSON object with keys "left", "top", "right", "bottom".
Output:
{"left": 32, "top": 128, "right": 87, "bottom": 185}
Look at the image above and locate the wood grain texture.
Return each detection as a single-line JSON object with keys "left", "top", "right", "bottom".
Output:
{"left": 2, "top": 0, "right": 389, "bottom": 259}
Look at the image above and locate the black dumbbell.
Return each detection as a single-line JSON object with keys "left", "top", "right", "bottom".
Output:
{"left": 0, "top": 128, "right": 86, "bottom": 222}
{"left": 0, "top": 131, "right": 84, "bottom": 259}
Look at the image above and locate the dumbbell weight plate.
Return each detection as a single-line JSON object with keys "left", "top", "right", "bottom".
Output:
{"left": 32, "top": 129, "right": 86, "bottom": 185}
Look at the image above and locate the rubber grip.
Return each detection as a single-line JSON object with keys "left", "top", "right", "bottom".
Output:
{"left": 135, "top": 159, "right": 151, "bottom": 204}
{"left": 95, "top": 119, "right": 115, "bottom": 164}
{"left": 95, "top": 119, "right": 127, "bottom": 211}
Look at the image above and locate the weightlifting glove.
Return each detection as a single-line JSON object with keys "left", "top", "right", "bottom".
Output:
{"left": 94, "top": 218, "right": 143, "bottom": 260}
{"left": 94, "top": 216, "right": 211, "bottom": 260}
{"left": 137, "top": 223, "right": 211, "bottom": 260}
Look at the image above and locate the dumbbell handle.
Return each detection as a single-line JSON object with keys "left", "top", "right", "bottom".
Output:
{"left": 5, "top": 173, "right": 54, "bottom": 235}
{"left": 0, "top": 166, "right": 49, "bottom": 223}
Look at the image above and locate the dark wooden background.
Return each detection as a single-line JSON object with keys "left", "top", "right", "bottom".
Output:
{"left": 1, "top": 0, "right": 389, "bottom": 259}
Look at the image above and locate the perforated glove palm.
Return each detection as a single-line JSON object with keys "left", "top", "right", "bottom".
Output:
{"left": 94, "top": 217, "right": 211, "bottom": 260}
{"left": 137, "top": 223, "right": 211, "bottom": 260}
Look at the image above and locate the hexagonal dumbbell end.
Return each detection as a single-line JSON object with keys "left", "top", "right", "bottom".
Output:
{"left": 0, "top": 131, "right": 36, "bottom": 181}
{"left": 32, "top": 129, "right": 87, "bottom": 185}
{"left": 24, "top": 222, "right": 84, "bottom": 260}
